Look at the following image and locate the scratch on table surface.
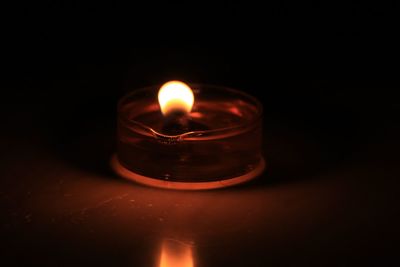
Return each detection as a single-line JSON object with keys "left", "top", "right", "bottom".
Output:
{"left": 80, "top": 193, "right": 129, "bottom": 215}
{"left": 116, "top": 194, "right": 128, "bottom": 199}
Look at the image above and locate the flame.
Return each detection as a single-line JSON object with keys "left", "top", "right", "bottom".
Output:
{"left": 159, "top": 239, "right": 194, "bottom": 267}
{"left": 158, "top": 81, "right": 194, "bottom": 116}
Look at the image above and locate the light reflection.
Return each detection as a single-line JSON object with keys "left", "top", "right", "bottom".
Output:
{"left": 159, "top": 239, "right": 194, "bottom": 267}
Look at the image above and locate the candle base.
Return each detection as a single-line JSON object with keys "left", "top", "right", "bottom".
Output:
{"left": 111, "top": 154, "right": 265, "bottom": 190}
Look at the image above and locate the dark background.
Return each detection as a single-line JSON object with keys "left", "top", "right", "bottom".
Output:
{"left": 1, "top": 3, "right": 399, "bottom": 266}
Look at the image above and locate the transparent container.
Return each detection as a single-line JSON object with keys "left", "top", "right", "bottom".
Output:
{"left": 111, "top": 84, "right": 265, "bottom": 190}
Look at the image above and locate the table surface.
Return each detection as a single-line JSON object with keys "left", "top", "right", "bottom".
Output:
{"left": 1, "top": 94, "right": 399, "bottom": 267}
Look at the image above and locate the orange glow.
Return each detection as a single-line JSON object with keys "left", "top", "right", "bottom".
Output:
{"left": 158, "top": 81, "right": 194, "bottom": 116}
{"left": 159, "top": 239, "right": 194, "bottom": 267}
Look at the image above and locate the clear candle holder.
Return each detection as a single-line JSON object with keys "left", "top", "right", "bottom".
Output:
{"left": 111, "top": 83, "right": 265, "bottom": 190}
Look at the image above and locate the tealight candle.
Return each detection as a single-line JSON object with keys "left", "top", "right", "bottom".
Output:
{"left": 111, "top": 81, "right": 265, "bottom": 190}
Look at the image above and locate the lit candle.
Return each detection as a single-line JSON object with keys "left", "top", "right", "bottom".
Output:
{"left": 158, "top": 81, "right": 208, "bottom": 135}
{"left": 111, "top": 81, "right": 265, "bottom": 190}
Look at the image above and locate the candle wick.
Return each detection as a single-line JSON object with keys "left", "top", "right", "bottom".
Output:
{"left": 161, "top": 110, "right": 208, "bottom": 136}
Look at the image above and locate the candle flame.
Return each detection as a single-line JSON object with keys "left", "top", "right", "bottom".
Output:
{"left": 158, "top": 81, "right": 194, "bottom": 116}
{"left": 159, "top": 239, "right": 194, "bottom": 267}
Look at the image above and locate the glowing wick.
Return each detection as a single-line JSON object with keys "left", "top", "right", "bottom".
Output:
{"left": 158, "top": 81, "right": 194, "bottom": 116}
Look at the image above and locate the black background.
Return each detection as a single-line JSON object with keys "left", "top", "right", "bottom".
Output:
{"left": 1, "top": 3, "right": 399, "bottom": 266}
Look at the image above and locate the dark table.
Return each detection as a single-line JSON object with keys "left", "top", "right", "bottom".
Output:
{"left": 1, "top": 79, "right": 398, "bottom": 266}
